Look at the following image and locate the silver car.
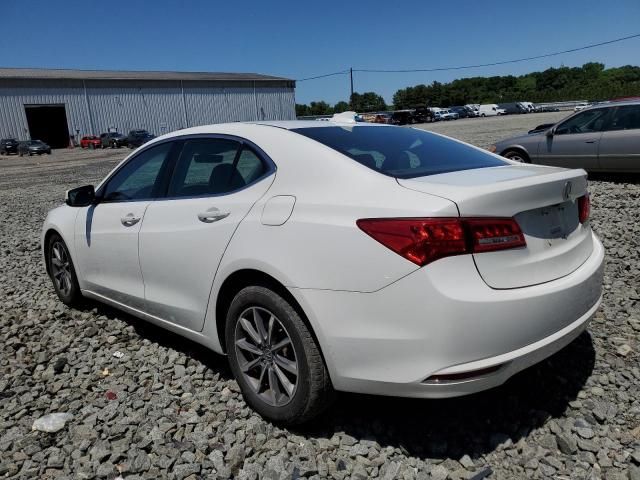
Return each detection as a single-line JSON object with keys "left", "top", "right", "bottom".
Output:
{"left": 489, "top": 100, "right": 640, "bottom": 172}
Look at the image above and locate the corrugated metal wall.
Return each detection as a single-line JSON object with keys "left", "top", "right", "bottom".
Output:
{"left": 0, "top": 79, "right": 295, "bottom": 141}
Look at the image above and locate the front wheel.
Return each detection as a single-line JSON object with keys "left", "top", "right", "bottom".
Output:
{"left": 47, "top": 234, "right": 83, "bottom": 306}
{"left": 503, "top": 149, "right": 530, "bottom": 163}
{"left": 226, "top": 286, "right": 334, "bottom": 425}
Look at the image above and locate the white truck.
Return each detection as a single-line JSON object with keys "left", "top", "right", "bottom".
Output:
{"left": 478, "top": 104, "right": 506, "bottom": 117}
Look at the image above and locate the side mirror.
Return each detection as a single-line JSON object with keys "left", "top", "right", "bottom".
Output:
{"left": 546, "top": 127, "right": 555, "bottom": 137}
{"left": 65, "top": 185, "right": 95, "bottom": 207}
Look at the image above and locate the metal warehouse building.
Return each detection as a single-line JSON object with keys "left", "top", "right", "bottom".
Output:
{"left": 0, "top": 68, "right": 296, "bottom": 148}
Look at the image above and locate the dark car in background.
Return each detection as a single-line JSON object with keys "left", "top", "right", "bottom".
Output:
{"left": 0, "top": 138, "right": 19, "bottom": 155}
{"left": 18, "top": 140, "right": 51, "bottom": 156}
{"left": 391, "top": 110, "right": 414, "bottom": 125}
{"left": 450, "top": 106, "right": 472, "bottom": 118}
{"left": 100, "top": 132, "right": 128, "bottom": 148}
{"left": 412, "top": 107, "right": 435, "bottom": 123}
{"left": 127, "top": 129, "right": 155, "bottom": 149}
{"left": 498, "top": 103, "right": 528, "bottom": 115}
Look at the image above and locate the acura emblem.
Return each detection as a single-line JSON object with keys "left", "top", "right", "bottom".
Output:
{"left": 562, "top": 181, "right": 572, "bottom": 201}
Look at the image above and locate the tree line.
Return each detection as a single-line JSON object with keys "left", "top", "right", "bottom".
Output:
{"left": 296, "top": 92, "right": 387, "bottom": 117}
{"left": 296, "top": 63, "right": 640, "bottom": 115}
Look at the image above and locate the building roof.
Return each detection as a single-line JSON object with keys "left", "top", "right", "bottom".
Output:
{"left": 0, "top": 67, "right": 293, "bottom": 83}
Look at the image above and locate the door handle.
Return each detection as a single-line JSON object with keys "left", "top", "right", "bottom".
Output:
{"left": 584, "top": 139, "right": 597, "bottom": 144}
{"left": 198, "top": 208, "right": 230, "bottom": 223}
{"left": 121, "top": 213, "right": 141, "bottom": 227}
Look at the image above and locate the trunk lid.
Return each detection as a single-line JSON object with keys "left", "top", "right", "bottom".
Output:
{"left": 398, "top": 165, "right": 593, "bottom": 289}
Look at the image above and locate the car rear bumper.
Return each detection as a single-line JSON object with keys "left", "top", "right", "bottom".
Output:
{"left": 290, "top": 232, "right": 604, "bottom": 398}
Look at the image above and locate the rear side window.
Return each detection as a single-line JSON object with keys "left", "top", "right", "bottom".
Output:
{"left": 607, "top": 105, "right": 640, "bottom": 131}
{"left": 292, "top": 126, "right": 506, "bottom": 178}
{"left": 168, "top": 139, "right": 241, "bottom": 197}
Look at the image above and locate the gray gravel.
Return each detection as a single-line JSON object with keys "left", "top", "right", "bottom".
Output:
{"left": 1, "top": 119, "right": 639, "bottom": 479}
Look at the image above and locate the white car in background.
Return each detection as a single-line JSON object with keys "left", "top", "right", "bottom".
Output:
{"left": 478, "top": 104, "right": 507, "bottom": 116}
{"left": 43, "top": 121, "right": 604, "bottom": 424}
{"left": 574, "top": 102, "right": 592, "bottom": 112}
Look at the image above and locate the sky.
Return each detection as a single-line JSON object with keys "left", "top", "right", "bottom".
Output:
{"left": 3, "top": 0, "right": 640, "bottom": 105}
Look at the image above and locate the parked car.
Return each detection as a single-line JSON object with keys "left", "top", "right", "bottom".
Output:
{"left": 127, "top": 129, "right": 155, "bottom": 148}
{"left": 498, "top": 103, "right": 528, "bottom": 115}
{"left": 478, "top": 104, "right": 506, "bottom": 117}
{"left": 412, "top": 107, "right": 435, "bottom": 123}
{"left": 0, "top": 138, "right": 19, "bottom": 155}
{"left": 100, "top": 132, "right": 128, "bottom": 148}
{"left": 19, "top": 140, "right": 51, "bottom": 156}
{"left": 372, "top": 113, "right": 392, "bottom": 124}
{"left": 80, "top": 136, "right": 101, "bottom": 149}
{"left": 450, "top": 106, "right": 471, "bottom": 118}
{"left": 43, "top": 121, "right": 603, "bottom": 424}
{"left": 391, "top": 110, "right": 414, "bottom": 125}
{"left": 574, "top": 102, "right": 591, "bottom": 112}
{"left": 434, "top": 109, "right": 458, "bottom": 121}
{"left": 519, "top": 102, "right": 536, "bottom": 112}
{"left": 489, "top": 100, "right": 640, "bottom": 172}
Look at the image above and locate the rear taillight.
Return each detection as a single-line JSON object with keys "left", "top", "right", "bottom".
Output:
{"left": 578, "top": 194, "right": 590, "bottom": 224}
{"left": 464, "top": 218, "right": 526, "bottom": 253}
{"left": 357, "top": 217, "right": 525, "bottom": 266}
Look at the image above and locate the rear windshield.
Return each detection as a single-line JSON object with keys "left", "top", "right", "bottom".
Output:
{"left": 292, "top": 126, "right": 506, "bottom": 178}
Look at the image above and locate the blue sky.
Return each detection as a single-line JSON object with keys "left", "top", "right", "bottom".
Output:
{"left": 4, "top": 0, "right": 640, "bottom": 104}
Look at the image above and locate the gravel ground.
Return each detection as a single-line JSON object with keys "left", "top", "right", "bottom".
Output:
{"left": 1, "top": 119, "right": 639, "bottom": 480}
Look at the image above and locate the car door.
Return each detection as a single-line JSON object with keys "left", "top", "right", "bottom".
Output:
{"left": 597, "top": 104, "right": 640, "bottom": 172}
{"left": 536, "top": 108, "right": 609, "bottom": 169}
{"left": 138, "top": 137, "right": 275, "bottom": 331}
{"left": 74, "top": 141, "right": 176, "bottom": 309}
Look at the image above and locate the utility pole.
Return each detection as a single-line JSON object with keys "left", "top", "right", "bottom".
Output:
{"left": 349, "top": 67, "right": 354, "bottom": 107}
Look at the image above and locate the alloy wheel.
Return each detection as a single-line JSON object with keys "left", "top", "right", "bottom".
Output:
{"left": 234, "top": 306, "right": 299, "bottom": 407}
{"left": 50, "top": 241, "right": 73, "bottom": 297}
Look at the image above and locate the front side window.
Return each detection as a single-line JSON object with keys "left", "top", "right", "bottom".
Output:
{"left": 292, "top": 126, "right": 506, "bottom": 178}
{"left": 555, "top": 108, "right": 609, "bottom": 135}
{"left": 102, "top": 142, "right": 173, "bottom": 202}
{"left": 607, "top": 105, "right": 640, "bottom": 131}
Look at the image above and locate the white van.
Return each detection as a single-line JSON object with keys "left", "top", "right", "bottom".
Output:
{"left": 478, "top": 104, "right": 506, "bottom": 117}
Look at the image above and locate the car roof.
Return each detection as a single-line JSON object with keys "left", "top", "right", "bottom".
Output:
{"left": 248, "top": 120, "right": 389, "bottom": 130}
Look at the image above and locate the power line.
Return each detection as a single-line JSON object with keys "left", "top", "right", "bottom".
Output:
{"left": 294, "top": 33, "right": 640, "bottom": 82}
{"left": 355, "top": 33, "right": 640, "bottom": 73}
{"left": 296, "top": 70, "right": 349, "bottom": 82}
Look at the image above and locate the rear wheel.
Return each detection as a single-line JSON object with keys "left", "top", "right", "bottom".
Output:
{"left": 503, "top": 149, "right": 530, "bottom": 163}
{"left": 226, "top": 286, "right": 334, "bottom": 425}
{"left": 47, "top": 234, "right": 83, "bottom": 306}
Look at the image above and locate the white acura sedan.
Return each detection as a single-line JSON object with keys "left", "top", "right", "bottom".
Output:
{"left": 43, "top": 121, "right": 604, "bottom": 424}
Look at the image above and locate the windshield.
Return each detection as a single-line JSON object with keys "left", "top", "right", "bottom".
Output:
{"left": 292, "top": 126, "right": 506, "bottom": 178}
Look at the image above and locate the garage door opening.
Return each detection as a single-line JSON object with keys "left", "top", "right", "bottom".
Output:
{"left": 25, "top": 105, "right": 70, "bottom": 149}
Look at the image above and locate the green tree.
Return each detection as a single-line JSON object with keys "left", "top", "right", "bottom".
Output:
{"left": 309, "top": 101, "right": 333, "bottom": 116}
{"left": 295, "top": 103, "right": 311, "bottom": 117}
{"left": 350, "top": 92, "right": 387, "bottom": 112}
{"left": 333, "top": 101, "right": 350, "bottom": 113}
{"left": 392, "top": 63, "right": 640, "bottom": 106}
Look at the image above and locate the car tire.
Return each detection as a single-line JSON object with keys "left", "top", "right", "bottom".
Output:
{"left": 503, "top": 149, "right": 530, "bottom": 163}
{"left": 46, "top": 233, "right": 83, "bottom": 306}
{"left": 225, "top": 285, "right": 334, "bottom": 425}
